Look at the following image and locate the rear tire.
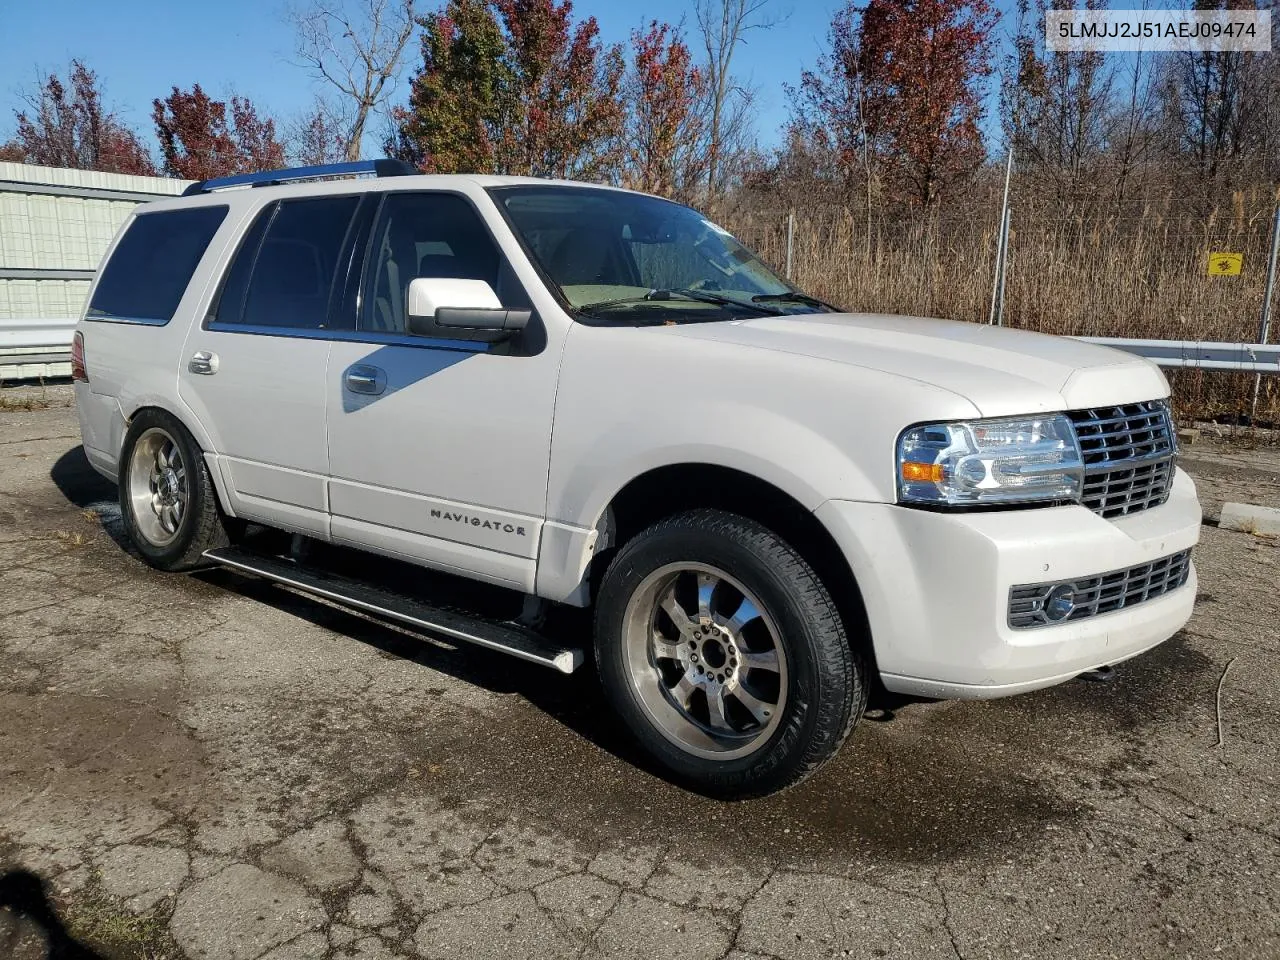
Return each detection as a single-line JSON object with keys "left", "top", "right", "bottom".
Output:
{"left": 119, "top": 409, "right": 230, "bottom": 571}
{"left": 594, "top": 508, "right": 866, "bottom": 799}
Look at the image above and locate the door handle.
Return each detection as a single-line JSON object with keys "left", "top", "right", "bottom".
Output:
{"left": 345, "top": 364, "right": 386, "bottom": 396}
{"left": 188, "top": 350, "right": 218, "bottom": 375}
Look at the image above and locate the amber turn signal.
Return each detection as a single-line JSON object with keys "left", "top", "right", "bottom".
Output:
{"left": 901, "top": 461, "right": 944, "bottom": 483}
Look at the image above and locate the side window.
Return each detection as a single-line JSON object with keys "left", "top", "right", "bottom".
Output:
{"left": 87, "top": 206, "right": 228, "bottom": 324}
{"left": 217, "top": 196, "right": 358, "bottom": 329}
{"left": 210, "top": 205, "right": 272, "bottom": 326}
{"left": 361, "top": 193, "right": 522, "bottom": 334}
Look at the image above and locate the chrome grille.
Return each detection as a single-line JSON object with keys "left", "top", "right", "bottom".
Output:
{"left": 1009, "top": 549, "right": 1193, "bottom": 629}
{"left": 1068, "top": 401, "right": 1176, "bottom": 518}
{"left": 1081, "top": 458, "right": 1175, "bottom": 516}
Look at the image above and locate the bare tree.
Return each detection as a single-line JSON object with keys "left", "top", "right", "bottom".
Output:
{"left": 1001, "top": 0, "right": 1114, "bottom": 204}
{"left": 290, "top": 0, "right": 418, "bottom": 161}
{"left": 284, "top": 96, "right": 351, "bottom": 165}
{"left": 695, "top": 0, "right": 780, "bottom": 200}
{"left": 1107, "top": 42, "right": 1161, "bottom": 200}
{"left": 1159, "top": 43, "right": 1263, "bottom": 188}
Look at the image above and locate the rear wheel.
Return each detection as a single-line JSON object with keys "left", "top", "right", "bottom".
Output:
{"left": 120, "top": 410, "right": 230, "bottom": 571}
{"left": 595, "top": 508, "right": 866, "bottom": 798}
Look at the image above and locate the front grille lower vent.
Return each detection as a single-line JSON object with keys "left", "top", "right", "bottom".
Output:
{"left": 1008, "top": 549, "right": 1193, "bottom": 629}
{"left": 1067, "top": 401, "right": 1176, "bottom": 519}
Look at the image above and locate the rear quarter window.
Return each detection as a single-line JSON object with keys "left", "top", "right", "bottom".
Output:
{"left": 87, "top": 205, "right": 228, "bottom": 324}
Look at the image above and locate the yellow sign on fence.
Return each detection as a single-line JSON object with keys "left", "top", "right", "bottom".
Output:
{"left": 1207, "top": 252, "right": 1243, "bottom": 276}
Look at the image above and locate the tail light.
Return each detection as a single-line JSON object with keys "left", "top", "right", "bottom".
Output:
{"left": 71, "top": 331, "right": 88, "bottom": 383}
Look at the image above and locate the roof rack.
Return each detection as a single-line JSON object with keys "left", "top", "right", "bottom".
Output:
{"left": 181, "top": 159, "right": 418, "bottom": 196}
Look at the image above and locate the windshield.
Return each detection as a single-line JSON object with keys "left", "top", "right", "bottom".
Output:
{"left": 490, "top": 186, "right": 831, "bottom": 322}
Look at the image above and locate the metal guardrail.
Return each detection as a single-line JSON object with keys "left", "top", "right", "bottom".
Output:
{"left": 1079, "top": 337, "right": 1280, "bottom": 373}
{"left": 0, "top": 318, "right": 76, "bottom": 379}
{"left": 0, "top": 317, "right": 77, "bottom": 352}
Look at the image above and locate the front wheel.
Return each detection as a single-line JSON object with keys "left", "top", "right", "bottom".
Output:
{"left": 594, "top": 509, "right": 866, "bottom": 798}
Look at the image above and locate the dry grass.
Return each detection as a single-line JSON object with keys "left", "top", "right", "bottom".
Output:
{"left": 0, "top": 393, "right": 55, "bottom": 411}
{"left": 722, "top": 185, "right": 1280, "bottom": 426}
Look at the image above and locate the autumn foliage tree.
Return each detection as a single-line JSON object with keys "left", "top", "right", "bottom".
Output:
{"left": 152, "top": 85, "right": 285, "bottom": 180}
{"left": 389, "top": 0, "right": 512, "bottom": 173}
{"left": 391, "top": 0, "right": 624, "bottom": 179}
{"left": 859, "top": 0, "right": 996, "bottom": 205}
{"left": 622, "top": 21, "right": 709, "bottom": 199}
{"left": 793, "top": 0, "right": 995, "bottom": 206}
{"left": 496, "top": 0, "right": 624, "bottom": 179}
{"left": 4, "top": 61, "right": 154, "bottom": 175}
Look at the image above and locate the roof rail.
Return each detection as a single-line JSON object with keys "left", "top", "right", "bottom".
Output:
{"left": 181, "top": 159, "right": 418, "bottom": 196}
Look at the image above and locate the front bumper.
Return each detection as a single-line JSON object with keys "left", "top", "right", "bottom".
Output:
{"left": 816, "top": 467, "right": 1201, "bottom": 699}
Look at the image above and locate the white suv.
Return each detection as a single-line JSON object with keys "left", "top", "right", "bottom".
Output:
{"left": 73, "top": 160, "right": 1201, "bottom": 797}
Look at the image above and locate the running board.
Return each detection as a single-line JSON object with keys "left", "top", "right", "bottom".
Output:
{"left": 201, "top": 546, "right": 582, "bottom": 674}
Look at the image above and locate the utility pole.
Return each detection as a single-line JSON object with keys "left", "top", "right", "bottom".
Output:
{"left": 785, "top": 212, "right": 795, "bottom": 280}
{"left": 1251, "top": 201, "right": 1280, "bottom": 422}
{"left": 989, "top": 147, "right": 1014, "bottom": 325}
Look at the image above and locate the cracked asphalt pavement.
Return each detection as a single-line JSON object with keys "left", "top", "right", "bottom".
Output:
{"left": 2, "top": 387, "right": 1278, "bottom": 960}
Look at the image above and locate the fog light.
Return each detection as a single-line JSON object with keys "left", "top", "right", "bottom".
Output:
{"left": 1044, "top": 583, "right": 1077, "bottom": 622}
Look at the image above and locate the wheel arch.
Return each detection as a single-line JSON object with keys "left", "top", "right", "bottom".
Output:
{"left": 119, "top": 399, "right": 236, "bottom": 518}
{"left": 587, "top": 462, "right": 876, "bottom": 669}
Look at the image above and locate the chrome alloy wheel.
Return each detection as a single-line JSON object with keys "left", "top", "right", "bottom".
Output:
{"left": 127, "top": 427, "right": 188, "bottom": 547}
{"left": 622, "top": 562, "right": 789, "bottom": 761}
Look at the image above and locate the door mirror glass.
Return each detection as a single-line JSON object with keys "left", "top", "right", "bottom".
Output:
{"left": 406, "top": 277, "right": 530, "bottom": 338}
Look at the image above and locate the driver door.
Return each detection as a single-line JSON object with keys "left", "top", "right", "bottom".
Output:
{"left": 324, "top": 190, "right": 559, "bottom": 592}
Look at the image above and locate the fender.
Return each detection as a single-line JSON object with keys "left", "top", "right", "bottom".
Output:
{"left": 535, "top": 406, "right": 880, "bottom": 605}
{"left": 535, "top": 323, "right": 981, "bottom": 606}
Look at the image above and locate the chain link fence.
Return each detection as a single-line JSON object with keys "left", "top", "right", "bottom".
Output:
{"left": 720, "top": 181, "right": 1280, "bottom": 427}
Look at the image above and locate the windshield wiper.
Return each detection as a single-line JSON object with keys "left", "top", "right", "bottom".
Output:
{"left": 580, "top": 289, "right": 782, "bottom": 317}
{"left": 751, "top": 291, "right": 838, "bottom": 311}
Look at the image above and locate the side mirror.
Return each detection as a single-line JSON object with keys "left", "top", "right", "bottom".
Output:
{"left": 406, "top": 277, "right": 531, "bottom": 338}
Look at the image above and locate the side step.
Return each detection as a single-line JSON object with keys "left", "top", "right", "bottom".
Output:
{"left": 202, "top": 546, "right": 583, "bottom": 674}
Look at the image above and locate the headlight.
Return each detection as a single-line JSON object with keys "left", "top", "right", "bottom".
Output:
{"left": 897, "top": 414, "right": 1083, "bottom": 507}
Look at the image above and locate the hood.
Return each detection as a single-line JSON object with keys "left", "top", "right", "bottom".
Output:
{"left": 668, "top": 312, "right": 1168, "bottom": 417}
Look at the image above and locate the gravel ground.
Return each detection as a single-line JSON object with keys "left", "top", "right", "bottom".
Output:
{"left": 1, "top": 388, "right": 1277, "bottom": 960}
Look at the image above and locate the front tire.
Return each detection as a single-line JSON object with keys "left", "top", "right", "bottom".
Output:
{"left": 120, "top": 409, "right": 230, "bottom": 571}
{"left": 595, "top": 509, "right": 866, "bottom": 798}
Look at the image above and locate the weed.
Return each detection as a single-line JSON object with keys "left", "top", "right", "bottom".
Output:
{"left": 62, "top": 879, "right": 175, "bottom": 960}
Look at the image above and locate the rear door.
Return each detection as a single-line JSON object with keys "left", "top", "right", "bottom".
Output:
{"left": 324, "top": 190, "right": 560, "bottom": 592}
{"left": 179, "top": 194, "right": 363, "bottom": 538}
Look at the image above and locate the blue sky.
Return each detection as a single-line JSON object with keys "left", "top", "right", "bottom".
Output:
{"left": 0, "top": 0, "right": 1018, "bottom": 157}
